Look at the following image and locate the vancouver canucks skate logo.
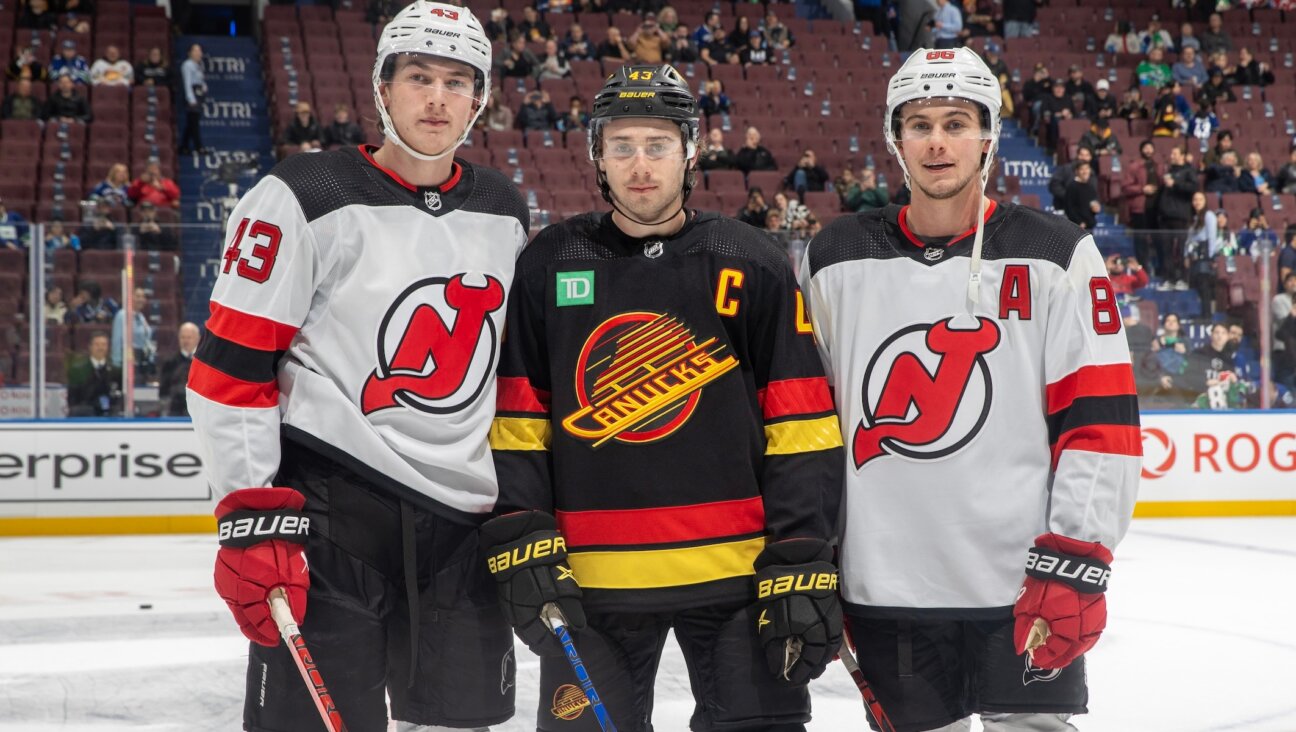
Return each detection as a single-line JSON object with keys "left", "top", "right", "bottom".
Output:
{"left": 853, "top": 316, "right": 1001, "bottom": 469}
{"left": 361, "top": 273, "right": 504, "bottom": 415}
{"left": 562, "top": 311, "right": 738, "bottom": 447}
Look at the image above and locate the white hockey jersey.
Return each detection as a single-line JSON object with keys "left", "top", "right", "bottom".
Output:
{"left": 187, "top": 146, "right": 529, "bottom": 521}
{"left": 801, "top": 201, "right": 1141, "bottom": 617}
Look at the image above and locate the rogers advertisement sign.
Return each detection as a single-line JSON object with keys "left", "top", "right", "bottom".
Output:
{"left": 1138, "top": 413, "right": 1296, "bottom": 504}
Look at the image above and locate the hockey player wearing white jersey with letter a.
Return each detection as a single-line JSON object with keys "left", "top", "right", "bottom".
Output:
{"left": 800, "top": 48, "right": 1140, "bottom": 731}
{"left": 186, "top": 3, "right": 528, "bottom": 730}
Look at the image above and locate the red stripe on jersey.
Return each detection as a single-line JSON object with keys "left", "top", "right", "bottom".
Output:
{"left": 1046, "top": 364, "right": 1137, "bottom": 415}
{"left": 187, "top": 358, "right": 278, "bottom": 409}
{"left": 556, "top": 496, "right": 765, "bottom": 547}
{"left": 207, "top": 302, "right": 298, "bottom": 352}
{"left": 898, "top": 199, "right": 997, "bottom": 250}
{"left": 1051, "top": 424, "right": 1142, "bottom": 468}
{"left": 496, "top": 376, "right": 550, "bottom": 414}
{"left": 758, "top": 377, "right": 835, "bottom": 420}
{"left": 358, "top": 144, "right": 463, "bottom": 193}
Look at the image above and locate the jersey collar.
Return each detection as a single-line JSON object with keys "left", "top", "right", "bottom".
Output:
{"left": 896, "top": 199, "right": 998, "bottom": 250}
{"left": 358, "top": 144, "right": 463, "bottom": 194}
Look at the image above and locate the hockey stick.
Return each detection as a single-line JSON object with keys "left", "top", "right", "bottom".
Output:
{"left": 541, "top": 602, "right": 618, "bottom": 732}
{"left": 268, "top": 588, "right": 349, "bottom": 732}
{"left": 838, "top": 640, "right": 896, "bottom": 732}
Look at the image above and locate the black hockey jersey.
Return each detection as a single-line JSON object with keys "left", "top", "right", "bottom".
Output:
{"left": 491, "top": 211, "right": 844, "bottom": 613}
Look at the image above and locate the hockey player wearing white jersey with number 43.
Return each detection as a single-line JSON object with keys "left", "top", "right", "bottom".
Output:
{"left": 800, "top": 49, "right": 1141, "bottom": 731}
{"left": 187, "top": 3, "right": 529, "bottom": 731}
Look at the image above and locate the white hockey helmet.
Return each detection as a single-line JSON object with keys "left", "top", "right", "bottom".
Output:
{"left": 883, "top": 47, "right": 1002, "bottom": 186}
{"left": 373, "top": 1, "right": 492, "bottom": 161}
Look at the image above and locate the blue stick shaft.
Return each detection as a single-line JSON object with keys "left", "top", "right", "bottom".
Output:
{"left": 552, "top": 621, "right": 618, "bottom": 732}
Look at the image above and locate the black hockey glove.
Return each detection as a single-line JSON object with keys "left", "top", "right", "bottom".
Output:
{"left": 480, "top": 510, "right": 585, "bottom": 656}
{"left": 752, "top": 538, "right": 843, "bottom": 685}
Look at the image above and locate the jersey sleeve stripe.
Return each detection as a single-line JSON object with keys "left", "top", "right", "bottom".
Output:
{"left": 764, "top": 415, "right": 845, "bottom": 455}
{"left": 566, "top": 537, "right": 764, "bottom": 589}
{"left": 1046, "top": 394, "right": 1139, "bottom": 446}
{"left": 489, "top": 416, "right": 551, "bottom": 451}
{"left": 1051, "top": 424, "right": 1142, "bottom": 468}
{"left": 758, "top": 376, "right": 835, "bottom": 420}
{"left": 192, "top": 332, "right": 279, "bottom": 384}
{"left": 496, "top": 376, "right": 550, "bottom": 415}
{"left": 207, "top": 301, "right": 299, "bottom": 352}
{"left": 1046, "top": 363, "right": 1137, "bottom": 415}
{"left": 556, "top": 495, "right": 765, "bottom": 546}
{"left": 186, "top": 358, "right": 278, "bottom": 409}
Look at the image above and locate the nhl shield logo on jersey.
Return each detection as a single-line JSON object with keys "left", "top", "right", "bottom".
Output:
{"left": 360, "top": 273, "right": 504, "bottom": 415}
{"left": 562, "top": 311, "right": 738, "bottom": 447}
{"left": 853, "top": 316, "right": 1002, "bottom": 469}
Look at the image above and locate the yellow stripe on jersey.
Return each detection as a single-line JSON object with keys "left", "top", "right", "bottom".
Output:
{"left": 567, "top": 537, "right": 765, "bottom": 589}
{"left": 489, "top": 417, "right": 552, "bottom": 451}
{"left": 764, "top": 415, "right": 844, "bottom": 455}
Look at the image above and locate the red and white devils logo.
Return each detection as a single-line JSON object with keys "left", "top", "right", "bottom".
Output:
{"left": 361, "top": 273, "right": 504, "bottom": 415}
{"left": 562, "top": 312, "right": 737, "bottom": 447}
{"left": 853, "top": 316, "right": 1001, "bottom": 469}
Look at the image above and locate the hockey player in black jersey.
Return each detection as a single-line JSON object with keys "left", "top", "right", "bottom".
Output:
{"left": 481, "top": 64, "right": 846, "bottom": 731}
{"left": 188, "top": 3, "right": 530, "bottom": 730}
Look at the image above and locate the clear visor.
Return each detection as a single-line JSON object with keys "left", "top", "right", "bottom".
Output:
{"left": 894, "top": 97, "right": 993, "bottom": 141}
{"left": 594, "top": 137, "right": 686, "bottom": 162}
{"left": 382, "top": 53, "right": 484, "bottom": 104}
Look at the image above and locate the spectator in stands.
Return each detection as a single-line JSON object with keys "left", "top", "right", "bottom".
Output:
{"left": 737, "top": 187, "right": 769, "bottom": 228}
{"left": 1002, "top": 0, "right": 1039, "bottom": 38}
{"left": 1188, "top": 100, "right": 1219, "bottom": 148}
{"left": 784, "top": 148, "right": 829, "bottom": 196}
{"left": 656, "top": 6, "right": 680, "bottom": 34}
{"left": 557, "top": 96, "right": 589, "bottom": 133}
{"left": 1185, "top": 191, "right": 1220, "bottom": 307}
{"left": 1231, "top": 47, "right": 1275, "bottom": 87}
{"left": 282, "top": 101, "right": 323, "bottom": 154}
{"left": 1022, "top": 62, "right": 1050, "bottom": 113}
{"left": 1274, "top": 146, "right": 1296, "bottom": 195}
{"left": 1079, "top": 117, "right": 1122, "bottom": 157}
{"left": 1138, "top": 15, "right": 1174, "bottom": 53}
{"left": 840, "top": 167, "right": 889, "bottom": 212}
{"left": 764, "top": 208, "right": 784, "bottom": 234}
{"left": 1202, "top": 129, "right": 1234, "bottom": 168}
{"left": 179, "top": 44, "right": 207, "bottom": 155}
{"left": 1038, "top": 78, "right": 1072, "bottom": 149}
{"left": 136, "top": 47, "right": 171, "bottom": 87}
{"left": 128, "top": 161, "right": 180, "bottom": 209}
{"left": 700, "top": 27, "right": 737, "bottom": 66}
{"left": 135, "top": 201, "right": 178, "bottom": 251}
{"left": 17, "top": 0, "right": 57, "bottom": 30}
{"left": 735, "top": 125, "right": 777, "bottom": 173}
{"left": 1151, "top": 99, "right": 1180, "bottom": 138}
{"left": 0, "top": 208, "right": 28, "bottom": 250}
{"left": 931, "top": 0, "right": 962, "bottom": 49}
{"left": 1, "top": 78, "right": 41, "bottom": 121}
{"left": 159, "top": 322, "right": 200, "bottom": 417}
{"left": 484, "top": 7, "right": 513, "bottom": 43}
{"left": 6, "top": 47, "right": 47, "bottom": 82}
{"left": 697, "top": 127, "right": 736, "bottom": 171}
{"left": 1239, "top": 207, "right": 1279, "bottom": 255}
{"left": 1275, "top": 275, "right": 1296, "bottom": 388}
{"left": 1157, "top": 145, "right": 1198, "bottom": 287}
{"left": 516, "top": 89, "right": 558, "bottom": 131}
{"left": 1197, "top": 67, "right": 1235, "bottom": 107}
{"left": 1107, "top": 254, "right": 1150, "bottom": 296}
{"left": 74, "top": 281, "right": 118, "bottom": 324}
{"left": 1105, "top": 21, "right": 1140, "bottom": 54}
{"left": 764, "top": 10, "right": 795, "bottom": 49}
{"left": 1281, "top": 228, "right": 1296, "bottom": 283}
{"left": 1086, "top": 78, "right": 1117, "bottom": 120}
{"left": 79, "top": 199, "right": 120, "bottom": 250}
{"left": 517, "top": 5, "right": 552, "bottom": 42}
{"left": 1178, "top": 22, "right": 1201, "bottom": 52}
{"left": 738, "top": 30, "right": 770, "bottom": 66}
{"left": 50, "top": 40, "right": 90, "bottom": 86}
{"left": 698, "top": 79, "right": 730, "bottom": 119}
{"left": 596, "top": 26, "right": 633, "bottom": 63}
{"left": 111, "top": 286, "right": 156, "bottom": 374}
{"left": 1122, "top": 140, "right": 1161, "bottom": 268}
{"left": 1156, "top": 80, "right": 1192, "bottom": 124}
{"left": 1137, "top": 47, "right": 1172, "bottom": 88}
{"left": 1205, "top": 150, "right": 1242, "bottom": 193}
{"left": 1048, "top": 145, "right": 1093, "bottom": 209}
{"left": 1064, "top": 64, "right": 1096, "bottom": 110}
{"left": 561, "top": 24, "right": 595, "bottom": 61}
{"left": 66, "top": 334, "right": 122, "bottom": 417}
{"left": 90, "top": 45, "right": 133, "bottom": 87}
{"left": 321, "top": 104, "right": 363, "bottom": 150}
{"left": 778, "top": 191, "right": 820, "bottom": 238}
{"left": 1239, "top": 152, "right": 1274, "bottom": 196}
{"left": 1172, "top": 46, "right": 1208, "bottom": 86}
{"left": 1116, "top": 86, "right": 1150, "bottom": 121}
{"left": 43, "top": 286, "right": 70, "bottom": 324}
{"left": 1153, "top": 312, "right": 1187, "bottom": 354}
{"left": 667, "top": 25, "right": 699, "bottom": 64}
{"left": 536, "top": 39, "right": 571, "bottom": 80}
{"left": 481, "top": 94, "right": 514, "bottom": 132}
{"left": 630, "top": 13, "right": 670, "bottom": 64}
{"left": 732, "top": 16, "right": 753, "bottom": 44}
{"left": 1274, "top": 272, "right": 1296, "bottom": 333}
{"left": 92, "top": 164, "right": 132, "bottom": 207}
{"left": 693, "top": 10, "right": 723, "bottom": 49}
{"left": 60, "top": 11, "right": 90, "bottom": 35}
{"left": 1123, "top": 304, "right": 1155, "bottom": 359}
{"left": 1062, "top": 160, "right": 1100, "bottom": 230}
{"left": 497, "top": 34, "right": 538, "bottom": 78}
{"left": 44, "top": 74, "right": 92, "bottom": 123}
{"left": 45, "top": 220, "right": 80, "bottom": 251}
{"left": 1200, "top": 12, "right": 1232, "bottom": 56}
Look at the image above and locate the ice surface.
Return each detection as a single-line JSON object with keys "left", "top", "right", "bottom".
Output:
{"left": 1, "top": 518, "right": 1294, "bottom": 731}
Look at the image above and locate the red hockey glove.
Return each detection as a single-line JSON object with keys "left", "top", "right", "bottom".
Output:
{"left": 753, "top": 538, "right": 843, "bottom": 685}
{"left": 481, "top": 511, "right": 584, "bottom": 656}
{"left": 1012, "top": 533, "right": 1113, "bottom": 670}
{"left": 214, "top": 487, "right": 311, "bottom": 647}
